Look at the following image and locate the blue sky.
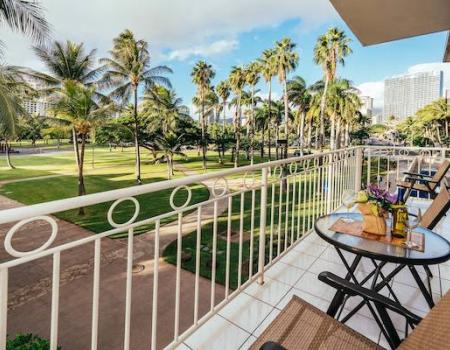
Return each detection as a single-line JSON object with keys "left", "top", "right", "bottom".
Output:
{"left": 2, "top": 0, "right": 449, "bottom": 112}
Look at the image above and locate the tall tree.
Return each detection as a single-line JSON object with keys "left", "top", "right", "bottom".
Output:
{"left": 30, "top": 41, "right": 102, "bottom": 89}
{"left": 0, "top": 0, "right": 49, "bottom": 53}
{"left": 49, "top": 81, "right": 110, "bottom": 212}
{"left": 191, "top": 60, "right": 215, "bottom": 170}
{"left": 287, "top": 76, "right": 311, "bottom": 153}
{"left": 216, "top": 80, "right": 230, "bottom": 129}
{"left": 100, "top": 30, "right": 172, "bottom": 184}
{"left": 273, "top": 38, "right": 299, "bottom": 156}
{"left": 244, "top": 62, "right": 260, "bottom": 164}
{"left": 313, "top": 27, "right": 352, "bottom": 149}
{"left": 228, "top": 66, "right": 246, "bottom": 167}
{"left": 259, "top": 49, "right": 276, "bottom": 159}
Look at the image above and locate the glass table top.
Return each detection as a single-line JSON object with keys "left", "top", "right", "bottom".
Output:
{"left": 314, "top": 212, "right": 450, "bottom": 265}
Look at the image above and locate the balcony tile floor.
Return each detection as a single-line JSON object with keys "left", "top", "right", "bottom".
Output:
{"left": 181, "top": 198, "right": 450, "bottom": 349}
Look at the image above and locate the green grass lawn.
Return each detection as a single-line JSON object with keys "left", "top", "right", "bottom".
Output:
{"left": 0, "top": 147, "right": 210, "bottom": 237}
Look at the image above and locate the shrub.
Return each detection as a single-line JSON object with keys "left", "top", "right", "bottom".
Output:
{"left": 6, "top": 333, "right": 60, "bottom": 350}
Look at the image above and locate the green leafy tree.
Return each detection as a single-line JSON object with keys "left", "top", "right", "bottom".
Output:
{"left": 100, "top": 29, "right": 172, "bottom": 184}
{"left": 216, "top": 80, "right": 230, "bottom": 130}
{"left": 7, "top": 333, "right": 59, "bottom": 350}
{"left": 287, "top": 76, "right": 310, "bottom": 152}
{"left": 273, "top": 38, "right": 299, "bottom": 150}
{"left": 191, "top": 60, "right": 215, "bottom": 169}
{"left": 313, "top": 27, "right": 352, "bottom": 149}
{"left": 49, "top": 81, "right": 111, "bottom": 212}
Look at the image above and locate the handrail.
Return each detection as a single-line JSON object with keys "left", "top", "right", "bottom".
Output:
{"left": 0, "top": 146, "right": 360, "bottom": 224}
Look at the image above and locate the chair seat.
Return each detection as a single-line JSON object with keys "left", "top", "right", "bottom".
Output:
{"left": 251, "top": 296, "right": 382, "bottom": 350}
{"left": 397, "top": 181, "right": 433, "bottom": 192}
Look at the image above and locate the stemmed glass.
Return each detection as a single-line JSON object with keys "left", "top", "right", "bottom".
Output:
{"left": 404, "top": 207, "right": 422, "bottom": 249}
{"left": 341, "top": 189, "right": 357, "bottom": 223}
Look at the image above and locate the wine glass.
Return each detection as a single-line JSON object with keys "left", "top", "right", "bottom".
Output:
{"left": 404, "top": 207, "right": 422, "bottom": 249}
{"left": 341, "top": 189, "right": 357, "bottom": 222}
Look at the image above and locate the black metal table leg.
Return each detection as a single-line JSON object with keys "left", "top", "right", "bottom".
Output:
{"left": 408, "top": 265, "right": 435, "bottom": 308}
{"left": 326, "top": 251, "right": 361, "bottom": 317}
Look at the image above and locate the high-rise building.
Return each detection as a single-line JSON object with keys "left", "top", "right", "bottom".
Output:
{"left": 22, "top": 78, "right": 51, "bottom": 116}
{"left": 383, "top": 70, "right": 443, "bottom": 120}
{"left": 359, "top": 95, "right": 373, "bottom": 118}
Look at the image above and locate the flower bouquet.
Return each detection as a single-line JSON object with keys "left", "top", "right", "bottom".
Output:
{"left": 355, "top": 184, "right": 398, "bottom": 235}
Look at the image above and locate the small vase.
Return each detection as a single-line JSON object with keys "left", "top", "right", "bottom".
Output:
{"left": 358, "top": 203, "right": 387, "bottom": 236}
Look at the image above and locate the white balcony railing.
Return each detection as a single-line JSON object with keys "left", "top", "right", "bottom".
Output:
{"left": 0, "top": 145, "right": 447, "bottom": 350}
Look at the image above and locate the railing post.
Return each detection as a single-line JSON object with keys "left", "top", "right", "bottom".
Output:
{"left": 441, "top": 148, "right": 446, "bottom": 161}
{"left": 258, "top": 167, "right": 268, "bottom": 285}
{"left": 326, "top": 154, "right": 334, "bottom": 214}
{"left": 355, "top": 147, "right": 363, "bottom": 192}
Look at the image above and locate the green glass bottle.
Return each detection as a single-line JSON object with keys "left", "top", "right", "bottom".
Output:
{"left": 392, "top": 202, "right": 408, "bottom": 239}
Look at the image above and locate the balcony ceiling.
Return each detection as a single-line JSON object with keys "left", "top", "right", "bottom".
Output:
{"left": 330, "top": 0, "right": 450, "bottom": 61}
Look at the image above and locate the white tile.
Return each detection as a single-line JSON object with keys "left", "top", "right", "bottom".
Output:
{"left": 389, "top": 281, "right": 439, "bottom": 313}
{"left": 219, "top": 293, "right": 273, "bottom": 334}
{"left": 438, "top": 264, "right": 450, "bottom": 281}
{"left": 280, "top": 249, "right": 318, "bottom": 270}
{"left": 292, "top": 240, "right": 327, "bottom": 257}
{"left": 239, "top": 335, "right": 257, "bottom": 350}
{"left": 394, "top": 266, "right": 441, "bottom": 293}
{"left": 307, "top": 258, "right": 346, "bottom": 276}
{"left": 294, "top": 271, "right": 337, "bottom": 301}
{"left": 276, "top": 288, "right": 330, "bottom": 312}
{"left": 441, "top": 278, "right": 450, "bottom": 295}
{"left": 344, "top": 312, "right": 382, "bottom": 344}
{"left": 319, "top": 246, "right": 356, "bottom": 265}
{"left": 252, "top": 307, "right": 281, "bottom": 337}
{"left": 302, "top": 232, "right": 329, "bottom": 247}
{"left": 184, "top": 314, "right": 250, "bottom": 350}
{"left": 265, "top": 262, "right": 305, "bottom": 286}
{"left": 174, "top": 343, "right": 191, "bottom": 350}
{"left": 244, "top": 276, "right": 291, "bottom": 307}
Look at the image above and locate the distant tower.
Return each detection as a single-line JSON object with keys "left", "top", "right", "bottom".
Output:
{"left": 383, "top": 70, "right": 443, "bottom": 121}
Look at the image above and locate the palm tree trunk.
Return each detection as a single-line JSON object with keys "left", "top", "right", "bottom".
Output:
{"left": 73, "top": 127, "right": 80, "bottom": 168}
{"left": 201, "top": 92, "right": 207, "bottom": 170}
{"left": 78, "top": 134, "right": 86, "bottom": 215}
{"left": 275, "top": 123, "right": 280, "bottom": 159}
{"left": 5, "top": 140, "right": 15, "bottom": 169}
{"left": 307, "top": 121, "right": 312, "bottom": 151}
{"left": 260, "top": 128, "right": 265, "bottom": 158}
{"left": 299, "top": 111, "right": 305, "bottom": 152}
{"left": 268, "top": 79, "right": 272, "bottom": 160}
{"left": 234, "top": 97, "right": 241, "bottom": 168}
{"left": 319, "top": 75, "right": 329, "bottom": 150}
{"left": 283, "top": 75, "right": 289, "bottom": 158}
{"left": 133, "top": 88, "right": 142, "bottom": 184}
{"left": 250, "top": 85, "right": 255, "bottom": 165}
{"left": 330, "top": 113, "right": 336, "bottom": 150}
{"left": 336, "top": 119, "right": 342, "bottom": 149}
{"left": 268, "top": 123, "right": 272, "bottom": 160}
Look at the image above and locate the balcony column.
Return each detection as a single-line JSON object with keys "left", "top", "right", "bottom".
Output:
{"left": 355, "top": 147, "right": 363, "bottom": 192}
{"left": 258, "top": 167, "right": 268, "bottom": 285}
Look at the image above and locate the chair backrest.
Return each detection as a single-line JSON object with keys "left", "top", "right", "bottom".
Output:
{"left": 420, "top": 187, "right": 450, "bottom": 230}
{"left": 431, "top": 159, "right": 450, "bottom": 183}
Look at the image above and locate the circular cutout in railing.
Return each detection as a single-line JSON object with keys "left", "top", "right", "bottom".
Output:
{"left": 107, "top": 197, "right": 140, "bottom": 228}
{"left": 243, "top": 172, "right": 257, "bottom": 189}
{"left": 212, "top": 177, "right": 228, "bottom": 197}
{"left": 5, "top": 216, "right": 58, "bottom": 258}
{"left": 170, "top": 185, "right": 192, "bottom": 210}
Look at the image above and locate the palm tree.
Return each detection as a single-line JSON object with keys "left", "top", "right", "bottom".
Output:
{"left": 259, "top": 49, "right": 276, "bottom": 159}
{"left": 313, "top": 27, "right": 352, "bottom": 149}
{"left": 287, "top": 76, "right": 310, "bottom": 153}
{"left": 0, "top": 65, "right": 30, "bottom": 168}
{"left": 49, "top": 81, "right": 110, "bottom": 213}
{"left": 30, "top": 41, "right": 102, "bottom": 89}
{"left": 228, "top": 66, "right": 246, "bottom": 167}
{"left": 244, "top": 62, "right": 260, "bottom": 164}
{"left": 100, "top": 30, "right": 172, "bottom": 184}
{"left": 154, "top": 133, "right": 186, "bottom": 179}
{"left": 422, "top": 99, "right": 450, "bottom": 141}
{"left": 142, "top": 86, "right": 189, "bottom": 135}
{"left": 216, "top": 80, "right": 230, "bottom": 129}
{"left": 191, "top": 60, "right": 215, "bottom": 170}
{"left": 0, "top": 0, "right": 49, "bottom": 53}
{"left": 273, "top": 38, "right": 299, "bottom": 156}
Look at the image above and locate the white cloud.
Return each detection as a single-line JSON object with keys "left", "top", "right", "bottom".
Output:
{"left": 1, "top": 0, "right": 336, "bottom": 68}
{"left": 356, "top": 81, "right": 384, "bottom": 109}
{"left": 357, "top": 62, "right": 450, "bottom": 111}
{"left": 167, "top": 39, "right": 238, "bottom": 61}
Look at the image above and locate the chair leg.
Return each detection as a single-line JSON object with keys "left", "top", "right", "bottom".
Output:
{"left": 424, "top": 265, "right": 433, "bottom": 279}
